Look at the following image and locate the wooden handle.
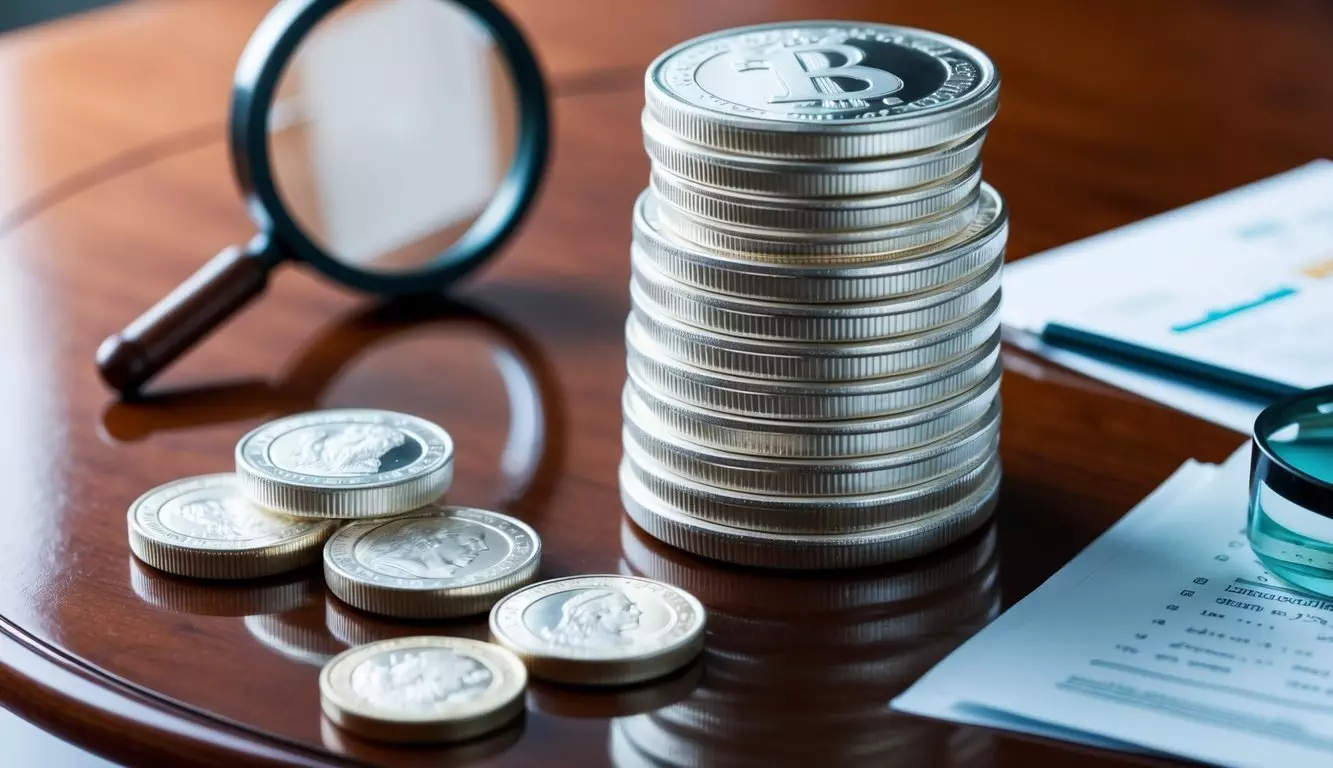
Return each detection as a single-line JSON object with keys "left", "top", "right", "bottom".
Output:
{"left": 97, "top": 245, "right": 272, "bottom": 394}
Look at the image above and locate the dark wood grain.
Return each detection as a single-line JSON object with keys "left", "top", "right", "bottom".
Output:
{"left": 0, "top": 0, "right": 1326, "bottom": 765}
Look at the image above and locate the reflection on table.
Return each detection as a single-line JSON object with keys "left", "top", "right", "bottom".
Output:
{"left": 614, "top": 516, "right": 1002, "bottom": 767}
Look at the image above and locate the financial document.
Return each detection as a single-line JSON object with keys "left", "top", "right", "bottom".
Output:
{"left": 1002, "top": 160, "right": 1333, "bottom": 432}
{"left": 895, "top": 446, "right": 1333, "bottom": 766}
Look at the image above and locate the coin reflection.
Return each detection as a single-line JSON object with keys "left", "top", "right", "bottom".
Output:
{"left": 128, "top": 556, "right": 319, "bottom": 617}
{"left": 245, "top": 593, "right": 347, "bottom": 667}
{"left": 527, "top": 658, "right": 703, "bottom": 720}
{"left": 320, "top": 711, "right": 524, "bottom": 767}
{"left": 324, "top": 591, "right": 490, "bottom": 647}
{"left": 613, "top": 518, "right": 1001, "bottom": 767}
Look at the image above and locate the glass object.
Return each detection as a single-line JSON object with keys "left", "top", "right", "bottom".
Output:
{"left": 1248, "top": 384, "right": 1333, "bottom": 596}
{"left": 97, "top": 0, "right": 548, "bottom": 395}
{"left": 268, "top": 0, "right": 518, "bottom": 274}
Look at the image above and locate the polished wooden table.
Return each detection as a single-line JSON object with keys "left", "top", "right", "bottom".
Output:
{"left": 0, "top": 0, "right": 1327, "bottom": 765}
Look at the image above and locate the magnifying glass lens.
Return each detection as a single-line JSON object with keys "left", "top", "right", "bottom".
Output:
{"left": 97, "top": 0, "right": 547, "bottom": 395}
{"left": 268, "top": 0, "right": 518, "bottom": 274}
{"left": 1249, "top": 390, "right": 1333, "bottom": 596}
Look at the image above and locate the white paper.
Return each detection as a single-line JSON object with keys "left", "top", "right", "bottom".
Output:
{"left": 893, "top": 458, "right": 1220, "bottom": 754}
{"left": 1002, "top": 160, "right": 1333, "bottom": 430}
{"left": 896, "top": 446, "right": 1333, "bottom": 767}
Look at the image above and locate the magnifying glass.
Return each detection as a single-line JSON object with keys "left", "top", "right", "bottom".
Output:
{"left": 1248, "top": 385, "right": 1333, "bottom": 597}
{"left": 96, "top": 0, "right": 549, "bottom": 395}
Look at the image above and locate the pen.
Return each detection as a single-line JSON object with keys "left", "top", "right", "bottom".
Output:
{"left": 1039, "top": 322, "right": 1303, "bottom": 402}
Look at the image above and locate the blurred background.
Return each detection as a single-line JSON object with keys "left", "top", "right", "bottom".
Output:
{"left": 0, "top": 0, "right": 121, "bottom": 32}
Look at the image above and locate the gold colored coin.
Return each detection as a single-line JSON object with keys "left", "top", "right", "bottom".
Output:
{"left": 490, "top": 575, "right": 706, "bottom": 686}
{"left": 319, "top": 636, "right": 526, "bottom": 744}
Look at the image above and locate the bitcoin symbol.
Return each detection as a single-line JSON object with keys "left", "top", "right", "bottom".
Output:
{"left": 735, "top": 42, "right": 904, "bottom": 107}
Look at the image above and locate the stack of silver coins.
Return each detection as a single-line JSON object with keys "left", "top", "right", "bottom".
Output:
{"left": 620, "top": 22, "right": 1006, "bottom": 570}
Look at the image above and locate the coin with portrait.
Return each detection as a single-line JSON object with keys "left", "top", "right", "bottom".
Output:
{"left": 320, "top": 636, "right": 526, "bottom": 744}
{"left": 127, "top": 473, "right": 338, "bottom": 579}
{"left": 489, "top": 575, "right": 706, "bottom": 686}
{"left": 235, "top": 409, "right": 455, "bottom": 519}
{"left": 324, "top": 505, "right": 540, "bottom": 619}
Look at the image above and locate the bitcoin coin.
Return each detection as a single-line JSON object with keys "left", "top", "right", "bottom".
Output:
{"left": 631, "top": 247, "right": 1001, "bottom": 343}
{"left": 624, "top": 390, "right": 1000, "bottom": 496}
{"left": 643, "top": 114, "right": 986, "bottom": 198}
{"left": 620, "top": 463, "right": 999, "bottom": 570}
{"left": 626, "top": 323, "right": 999, "bottom": 421}
{"left": 630, "top": 292, "right": 1000, "bottom": 382}
{"left": 235, "top": 409, "right": 454, "bottom": 519}
{"left": 620, "top": 446, "right": 1001, "bottom": 535}
{"left": 630, "top": 184, "right": 1007, "bottom": 301}
{"left": 621, "top": 21, "right": 1004, "bottom": 570}
{"left": 626, "top": 364, "right": 999, "bottom": 459}
{"left": 648, "top": 162, "right": 980, "bottom": 231}
{"left": 655, "top": 187, "right": 980, "bottom": 258}
{"left": 645, "top": 22, "right": 999, "bottom": 159}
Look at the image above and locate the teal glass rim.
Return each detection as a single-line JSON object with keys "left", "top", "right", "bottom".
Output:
{"left": 1250, "top": 384, "right": 1333, "bottom": 517}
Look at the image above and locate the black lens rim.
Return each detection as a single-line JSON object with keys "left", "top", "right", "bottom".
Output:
{"left": 1251, "top": 383, "right": 1333, "bottom": 518}
{"left": 229, "top": 0, "right": 550, "bottom": 295}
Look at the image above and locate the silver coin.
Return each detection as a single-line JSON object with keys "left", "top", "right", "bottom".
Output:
{"left": 644, "top": 22, "right": 999, "bottom": 159}
{"left": 620, "top": 463, "right": 1000, "bottom": 570}
{"left": 626, "top": 319, "right": 1000, "bottom": 421}
{"left": 623, "top": 387, "right": 1000, "bottom": 496}
{"left": 655, "top": 187, "right": 980, "bottom": 258}
{"left": 620, "top": 447, "right": 1000, "bottom": 534}
{"left": 127, "top": 473, "right": 338, "bottom": 579}
{"left": 649, "top": 161, "right": 981, "bottom": 232}
{"left": 324, "top": 505, "right": 540, "bottom": 619}
{"left": 631, "top": 247, "right": 1001, "bottom": 343}
{"left": 320, "top": 636, "right": 527, "bottom": 744}
{"left": 627, "top": 362, "right": 999, "bottom": 458}
{"left": 631, "top": 184, "right": 1007, "bottom": 301}
{"left": 489, "top": 575, "right": 706, "bottom": 686}
{"left": 235, "top": 409, "right": 455, "bottom": 519}
{"left": 643, "top": 113, "right": 986, "bottom": 198}
{"left": 630, "top": 290, "right": 1001, "bottom": 382}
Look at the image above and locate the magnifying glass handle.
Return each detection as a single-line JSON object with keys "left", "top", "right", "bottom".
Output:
{"left": 97, "top": 244, "right": 274, "bottom": 394}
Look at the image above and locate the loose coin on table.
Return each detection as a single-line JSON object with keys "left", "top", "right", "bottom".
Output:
{"left": 320, "top": 636, "right": 527, "bottom": 744}
{"left": 235, "top": 408, "right": 455, "bottom": 519}
{"left": 324, "top": 505, "right": 540, "bottom": 619}
{"left": 128, "top": 473, "right": 338, "bottom": 579}
{"left": 489, "top": 575, "right": 706, "bottom": 686}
